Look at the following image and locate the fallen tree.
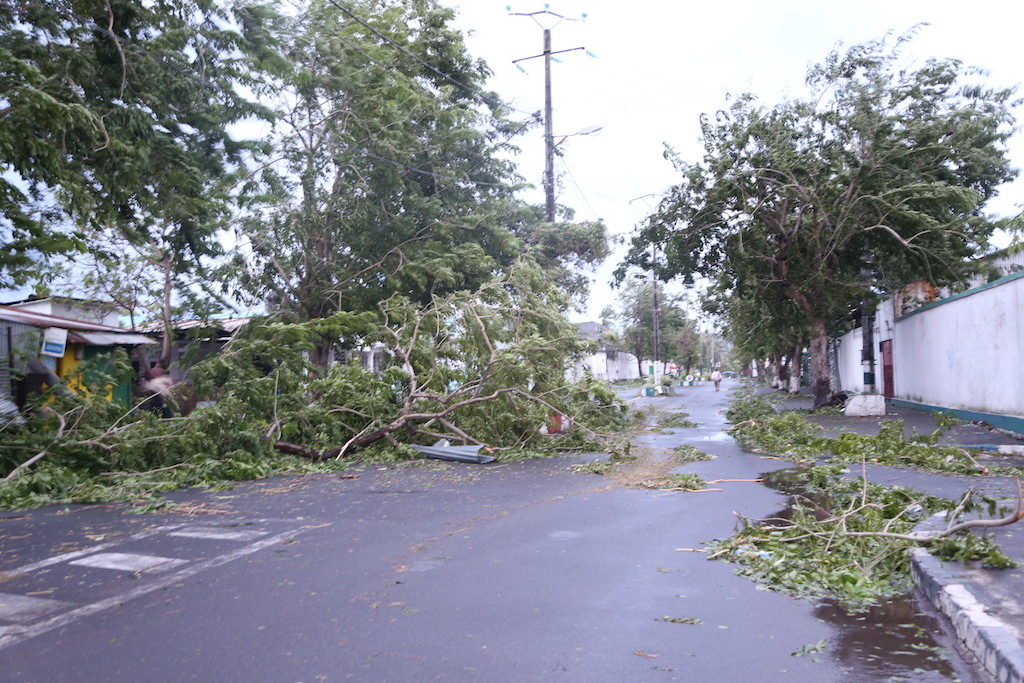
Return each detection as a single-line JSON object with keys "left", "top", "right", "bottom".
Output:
{"left": 197, "top": 260, "right": 626, "bottom": 459}
{"left": 0, "top": 259, "right": 628, "bottom": 508}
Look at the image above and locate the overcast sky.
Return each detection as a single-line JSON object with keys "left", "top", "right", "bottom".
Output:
{"left": 443, "top": 0, "right": 1024, "bottom": 322}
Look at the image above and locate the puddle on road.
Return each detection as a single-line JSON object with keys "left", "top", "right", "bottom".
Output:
{"left": 755, "top": 466, "right": 972, "bottom": 681}
{"left": 816, "top": 596, "right": 967, "bottom": 681}
{"left": 698, "top": 431, "right": 731, "bottom": 442}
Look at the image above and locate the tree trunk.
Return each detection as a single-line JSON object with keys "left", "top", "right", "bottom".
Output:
{"left": 158, "top": 254, "right": 174, "bottom": 369}
{"left": 636, "top": 354, "right": 643, "bottom": 380}
{"left": 754, "top": 359, "right": 767, "bottom": 384}
{"left": 310, "top": 338, "right": 335, "bottom": 370}
{"left": 810, "top": 319, "right": 830, "bottom": 408}
{"left": 273, "top": 441, "right": 342, "bottom": 460}
{"left": 770, "top": 353, "right": 783, "bottom": 389}
{"left": 789, "top": 342, "right": 802, "bottom": 394}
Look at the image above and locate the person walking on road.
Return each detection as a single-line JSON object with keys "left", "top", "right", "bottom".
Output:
{"left": 711, "top": 369, "right": 723, "bottom": 391}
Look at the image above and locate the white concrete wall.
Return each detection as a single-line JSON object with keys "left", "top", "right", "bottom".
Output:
{"left": 891, "top": 274, "right": 1024, "bottom": 417}
{"left": 567, "top": 350, "right": 641, "bottom": 383}
{"left": 835, "top": 327, "right": 865, "bottom": 393}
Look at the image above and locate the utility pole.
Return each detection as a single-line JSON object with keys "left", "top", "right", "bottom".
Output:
{"left": 651, "top": 243, "right": 661, "bottom": 371}
{"left": 543, "top": 28, "right": 554, "bottom": 223}
{"left": 512, "top": 10, "right": 585, "bottom": 223}
{"left": 628, "top": 193, "right": 665, "bottom": 377}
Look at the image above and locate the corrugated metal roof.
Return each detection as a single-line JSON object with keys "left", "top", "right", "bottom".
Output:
{"left": 0, "top": 304, "right": 126, "bottom": 331}
{"left": 68, "top": 331, "right": 157, "bottom": 346}
{"left": 135, "top": 317, "right": 251, "bottom": 334}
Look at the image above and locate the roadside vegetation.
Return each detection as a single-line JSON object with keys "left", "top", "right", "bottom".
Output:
{"left": 711, "top": 391, "right": 1024, "bottom": 609}
{"left": 726, "top": 395, "right": 1008, "bottom": 475}
{"left": 709, "top": 465, "right": 1018, "bottom": 609}
{"left": 619, "top": 33, "right": 1018, "bottom": 407}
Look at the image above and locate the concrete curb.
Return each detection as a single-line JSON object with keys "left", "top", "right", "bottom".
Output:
{"left": 910, "top": 514, "right": 1024, "bottom": 682}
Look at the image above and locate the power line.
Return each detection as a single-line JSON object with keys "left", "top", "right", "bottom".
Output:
{"left": 557, "top": 157, "right": 600, "bottom": 221}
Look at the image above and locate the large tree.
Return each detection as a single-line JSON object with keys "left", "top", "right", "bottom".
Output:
{"left": 229, "top": 0, "right": 528, "bottom": 364}
{"left": 0, "top": 0, "right": 277, "bottom": 287}
{"left": 622, "top": 35, "right": 1017, "bottom": 405}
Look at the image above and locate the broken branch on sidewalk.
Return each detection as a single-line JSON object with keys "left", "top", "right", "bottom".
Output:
{"left": 707, "top": 464, "right": 1021, "bottom": 609}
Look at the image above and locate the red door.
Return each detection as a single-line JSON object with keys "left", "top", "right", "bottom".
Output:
{"left": 880, "top": 340, "right": 894, "bottom": 399}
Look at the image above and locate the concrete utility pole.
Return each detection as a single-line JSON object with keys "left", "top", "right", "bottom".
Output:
{"left": 651, "top": 243, "right": 661, "bottom": 368}
{"left": 543, "top": 28, "right": 554, "bottom": 223}
{"left": 845, "top": 302, "right": 885, "bottom": 416}
{"left": 511, "top": 10, "right": 585, "bottom": 223}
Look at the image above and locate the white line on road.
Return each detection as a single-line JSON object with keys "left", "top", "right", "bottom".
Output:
{"left": 68, "top": 552, "right": 188, "bottom": 574}
{"left": 0, "top": 525, "right": 185, "bottom": 579}
{"left": 0, "top": 593, "right": 74, "bottom": 624}
{"left": 0, "top": 528, "right": 305, "bottom": 651}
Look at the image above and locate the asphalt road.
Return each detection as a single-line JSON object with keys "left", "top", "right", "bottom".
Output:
{"left": 0, "top": 380, "right": 975, "bottom": 681}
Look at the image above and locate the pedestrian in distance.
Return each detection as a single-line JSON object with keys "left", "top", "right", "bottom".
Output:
{"left": 711, "top": 368, "right": 723, "bottom": 391}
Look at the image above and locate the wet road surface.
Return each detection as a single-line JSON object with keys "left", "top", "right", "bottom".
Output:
{"left": 0, "top": 380, "right": 976, "bottom": 680}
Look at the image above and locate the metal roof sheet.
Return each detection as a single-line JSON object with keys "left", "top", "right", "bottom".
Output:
{"left": 68, "top": 331, "right": 157, "bottom": 346}
{"left": 0, "top": 304, "right": 125, "bottom": 331}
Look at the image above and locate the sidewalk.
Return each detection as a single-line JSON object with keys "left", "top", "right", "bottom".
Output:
{"left": 757, "top": 385, "right": 1024, "bottom": 681}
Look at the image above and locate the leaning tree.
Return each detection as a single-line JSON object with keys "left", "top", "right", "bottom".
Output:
{"left": 622, "top": 34, "right": 1017, "bottom": 405}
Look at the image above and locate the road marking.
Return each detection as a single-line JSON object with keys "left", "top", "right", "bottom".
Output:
{"left": 0, "top": 593, "right": 74, "bottom": 624}
{"left": 0, "top": 524, "right": 184, "bottom": 578}
{"left": 0, "top": 528, "right": 305, "bottom": 650}
{"left": 168, "top": 526, "right": 268, "bottom": 542}
{"left": 69, "top": 552, "right": 188, "bottom": 574}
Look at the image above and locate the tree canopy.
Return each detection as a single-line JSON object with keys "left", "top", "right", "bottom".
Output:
{"left": 622, "top": 34, "right": 1017, "bottom": 404}
{"left": 229, "top": 0, "right": 525, "bottom": 329}
{"left": 0, "top": 0, "right": 278, "bottom": 287}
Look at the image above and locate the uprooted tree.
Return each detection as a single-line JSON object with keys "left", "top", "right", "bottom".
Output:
{"left": 620, "top": 33, "right": 1017, "bottom": 406}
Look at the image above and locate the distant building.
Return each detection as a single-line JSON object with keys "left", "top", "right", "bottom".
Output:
{"left": 568, "top": 321, "right": 641, "bottom": 382}
{"left": 2, "top": 294, "right": 121, "bottom": 327}
{"left": 0, "top": 301, "right": 156, "bottom": 416}
{"left": 134, "top": 317, "right": 252, "bottom": 381}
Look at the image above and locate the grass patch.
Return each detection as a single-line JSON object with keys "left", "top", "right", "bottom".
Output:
{"left": 709, "top": 465, "right": 1016, "bottom": 609}
{"left": 637, "top": 473, "right": 707, "bottom": 491}
{"left": 673, "top": 444, "right": 715, "bottom": 463}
